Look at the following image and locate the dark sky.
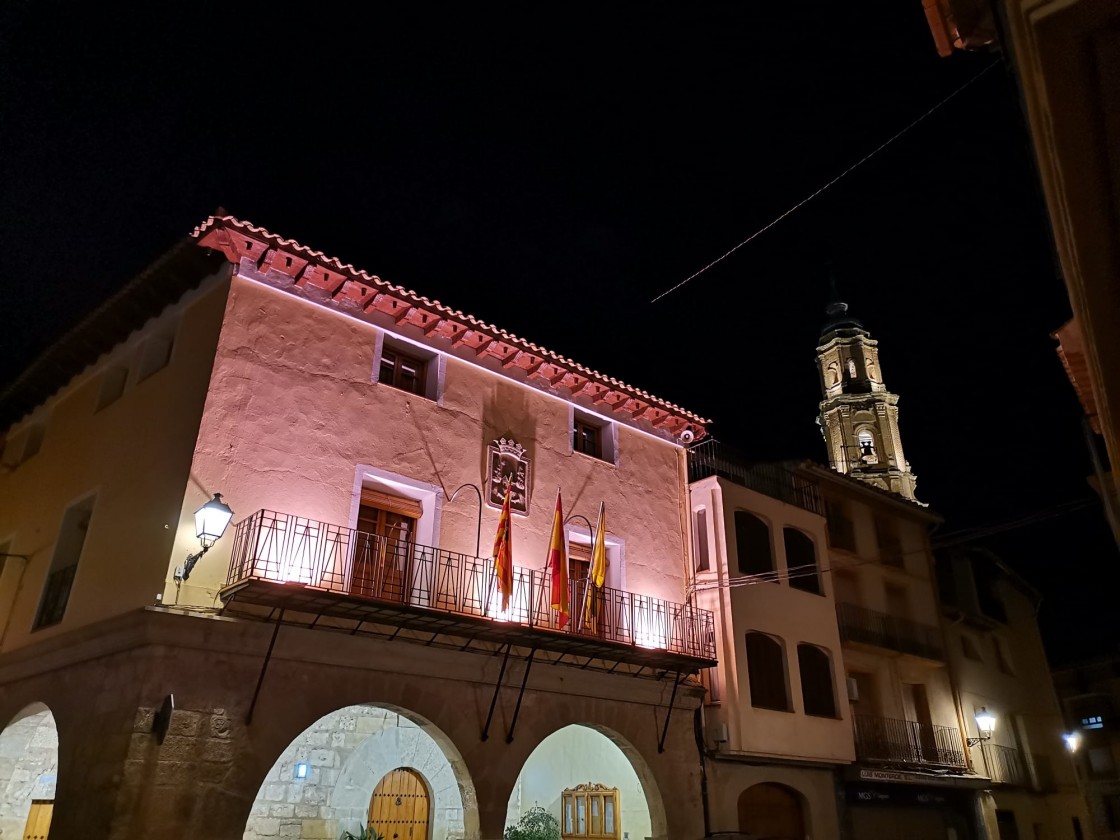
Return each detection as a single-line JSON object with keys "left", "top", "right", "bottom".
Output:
{"left": 2, "top": 2, "right": 1114, "bottom": 664}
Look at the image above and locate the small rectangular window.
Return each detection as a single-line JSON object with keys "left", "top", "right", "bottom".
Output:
{"left": 693, "top": 508, "right": 710, "bottom": 572}
{"left": 96, "top": 366, "right": 129, "bottom": 410}
{"left": 826, "top": 501, "right": 856, "bottom": 552}
{"left": 875, "top": 516, "right": 903, "bottom": 566}
{"left": 573, "top": 418, "right": 602, "bottom": 459}
{"left": 34, "top": 495, "right": 95, "bottom": 629}
{"left": 137, "top": 334, "right": 174, "bottom": 382}
{"left": 379, "top": 347, "right": 427, "bottom": 394}
{"left": 2, "top": 424, "right": 45, "bottom": 468}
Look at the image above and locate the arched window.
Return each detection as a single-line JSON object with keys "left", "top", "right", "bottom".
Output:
{"left": 857, "top": 429, "right": 877, "bottom": 463}
{"left": 847, "top": 358, "right": 858, "bottom": 379}
{"left": 734, "top": 511, "right": 773, "bottom": 576}
{"left": 745, "top": 632, "right": 790, "bottom": 711}
{"left": 784, "top": 528, "right": 820, "bottom": 595}
{"left": 797, "top": 644, "right": 837, "bottom": 718}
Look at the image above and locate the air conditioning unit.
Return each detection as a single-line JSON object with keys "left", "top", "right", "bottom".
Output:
{"left": 847, "top": 677, "right": 860, "bottom": 702}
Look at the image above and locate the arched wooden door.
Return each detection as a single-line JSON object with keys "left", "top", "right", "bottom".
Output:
{"left": 369, "top": 767, "right": 430, "bottom": 840}
{"left": 738, "top": 782, "right": 806, "bottom": 840}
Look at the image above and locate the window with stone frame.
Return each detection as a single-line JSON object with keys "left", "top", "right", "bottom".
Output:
{"left": 379, "top": 346, "right": 427, "bottom": 395}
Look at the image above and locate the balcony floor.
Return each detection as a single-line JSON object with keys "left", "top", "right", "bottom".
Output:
{"left": 220, "top": 578, "right": 717, "bottom": 677}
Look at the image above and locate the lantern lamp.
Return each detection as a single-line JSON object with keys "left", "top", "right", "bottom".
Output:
{"left": 175, "top": 494, "right": 234, "bottom": 582}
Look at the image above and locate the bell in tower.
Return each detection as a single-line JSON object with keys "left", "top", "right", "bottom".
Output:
{"left": 815, "top": 285, "right": 918, "bottom": 501}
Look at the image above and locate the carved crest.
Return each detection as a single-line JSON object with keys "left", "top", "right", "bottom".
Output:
{"left": 487, "top": 437, "right": 531, "bottom": 514}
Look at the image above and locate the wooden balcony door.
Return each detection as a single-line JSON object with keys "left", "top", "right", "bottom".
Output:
{"left": 353, "top": 490, "right": 420, "bottom": 602}
{"left": 369, "top": 767, "right": 429, "bottom": 840}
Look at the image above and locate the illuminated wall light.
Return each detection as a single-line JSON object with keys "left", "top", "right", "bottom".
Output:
{"left": 1064, "top": 732, "right": 1082, "bottom": 753}
{"left": 294, "top": 762, "right": 309, "bottom": 780}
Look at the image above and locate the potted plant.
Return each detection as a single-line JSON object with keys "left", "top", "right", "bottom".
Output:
{"left": 504, "top": 805, "right": 561, "bottom": 840}
{"left": 339, "top": 827, "right": 385, "bottom": 840}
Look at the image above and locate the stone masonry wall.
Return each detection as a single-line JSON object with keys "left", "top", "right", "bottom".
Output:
{"left": 0, "top": 708, "right": 57, "bottom": 840}
{"left": 245, "top": 705, "right": 466, "bottom": 840}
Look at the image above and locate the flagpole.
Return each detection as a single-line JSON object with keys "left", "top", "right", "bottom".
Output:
{"left": 564, "top": 513, "right": 595, "bottom": 632}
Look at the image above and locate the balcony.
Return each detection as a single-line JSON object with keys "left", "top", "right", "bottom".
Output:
{"left": 837, "top": 602, "right": 944, "bottom": 661}
{"left": 219, "top": 510, "right": 717, "bottom": 674}
{"left": 984, "top": 744, "right": 1028, "bottom": 785}
{"left": 687, "top": 440, "right": 824, "bottom": 516}
{"left": 854, "top": 714, "right": 966, "bottom": 768}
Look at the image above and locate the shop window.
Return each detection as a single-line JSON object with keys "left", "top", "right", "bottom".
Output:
{"left": 784, "top": 527, "right": 820, "bottom": 594}
{"left": 34, "top": 495, "right": 95, "bottom": 629}
{"left": 797, "top": 643, "right": 836, "bottom": 717}
{"left": 745, "top": 631, "right": 790, "bottom": 711}
{"left": 734, "top": 511, "right": 773, "bottom": 577}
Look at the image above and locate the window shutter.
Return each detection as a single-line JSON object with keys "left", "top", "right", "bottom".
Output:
{"left": 360, "top": 488, "right": 423, "bottom": 520}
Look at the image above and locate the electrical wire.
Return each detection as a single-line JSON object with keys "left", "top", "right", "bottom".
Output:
{"left": 650, "top": 59, "right": 1001, "bottom": 304}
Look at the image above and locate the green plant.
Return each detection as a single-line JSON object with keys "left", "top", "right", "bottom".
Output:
{"left": 504, "top": 805, "right": 561, "bottom": 840}
{"left": 339, "top": 826, "right": 384, "bottom": 840}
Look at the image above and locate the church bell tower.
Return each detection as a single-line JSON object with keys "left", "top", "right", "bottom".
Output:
{"left": 815, "top": 290, "right": 918, "bottom": 501}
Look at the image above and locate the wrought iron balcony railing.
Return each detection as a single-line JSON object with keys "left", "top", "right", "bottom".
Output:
{"left": 837, "top": 601, "right": 945, "bottom": 661}
{"left": 853, "top": 714, "right": 966, "bottom": 768}
{"left": 686, "top": 440, "right": 824, "bottom": 516}
{"left": 224, "top": 510, "right": 716, "bottom": 663}
{"left": 983, "top": 744, "right": 1028, "bottom": 785}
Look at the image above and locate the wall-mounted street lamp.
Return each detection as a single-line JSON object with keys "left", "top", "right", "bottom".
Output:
{"left": 174, "top": 493, "right": 234, "bottom": 582}
{"left": 968, "top": 706, "right": 997, "bottom": 747}
{"left": 1064, "top": 731, "right": 1082, "bottom": 753}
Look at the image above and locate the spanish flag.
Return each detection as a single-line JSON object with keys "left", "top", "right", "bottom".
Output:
{"left": 492, "top": 480, "right": 514, "bottom": 611}
{"left": 547, "top": 488, "right": 569, "bottom": 628}
{"left": 583, "top": 502, "right": 607, "bottom": 630}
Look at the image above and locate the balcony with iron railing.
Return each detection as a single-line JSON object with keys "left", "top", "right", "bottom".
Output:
{"left": 853, "top": 714, "right": 966, "bottom": 768}
{"left": 837, "top": 601, "right": 945, "bottom": 661}
{"left": 219, "top": 510, "right": 717, "bottom": 673}
{"left": 983, "top": 744, "right": 1029, "bottom": 785}
{"left": 686, "top": 440, "right": 824, "bottom": 516}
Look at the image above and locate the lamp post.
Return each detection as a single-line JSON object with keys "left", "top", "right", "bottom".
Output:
{"left": 1064, "top": 731, "right": 1082, "bottom": 753}
{"left": 174, "top": 493, "right": 234, "bottom": 582}
{"left": 968, "top": 706, "right": 997, "bottom": 747}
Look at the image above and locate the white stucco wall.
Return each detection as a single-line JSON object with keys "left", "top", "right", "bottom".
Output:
{"left": 508, "top": 725, "right": 651, "bottom": 840}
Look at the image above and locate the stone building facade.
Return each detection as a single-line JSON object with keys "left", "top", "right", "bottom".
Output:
{"left": 0, "top": 215, "right": 714, "bottom": 840}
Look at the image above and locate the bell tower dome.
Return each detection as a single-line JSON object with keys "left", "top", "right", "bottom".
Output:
{"left": 815, "top": 287, "right": 918, "bottom": 500}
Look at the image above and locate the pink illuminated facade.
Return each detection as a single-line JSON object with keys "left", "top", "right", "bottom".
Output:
{"left": 0, "top": 216, "right": 713, "bottom": 840}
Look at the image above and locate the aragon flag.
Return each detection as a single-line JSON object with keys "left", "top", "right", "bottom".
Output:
{"left": 492, "top": 480, "right": 514, "bottom": 611}
{"left": 547, "top": 488, "right": 569, "bottom": 628}
{"left": 583, "top": 501, "right": 607, "bottom": 631}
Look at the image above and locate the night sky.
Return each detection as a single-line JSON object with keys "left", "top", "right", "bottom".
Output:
{"left": 2, "top": 3, "right": 1114, "bottom": 664}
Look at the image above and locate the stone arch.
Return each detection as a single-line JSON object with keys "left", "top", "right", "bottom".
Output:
{"left": 507, "top": 722, "right": 667, "bottom": 840}
{"left": 0, "top": 702, "right": 59, "bottom": 840}
{"left": 244, "top": 702, "right": 478, "bottom": 840}
{"left": 737, "top": 781, "right": 809, "bottom": 840}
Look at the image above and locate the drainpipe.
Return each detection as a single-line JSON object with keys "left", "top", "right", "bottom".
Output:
{"left": 694, "top": 705, "right": 712, "bottom": 839}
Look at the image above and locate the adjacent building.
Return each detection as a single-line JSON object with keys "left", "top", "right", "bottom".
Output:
{"left": 0, "top": 215, "right": 716, "bottom": 840}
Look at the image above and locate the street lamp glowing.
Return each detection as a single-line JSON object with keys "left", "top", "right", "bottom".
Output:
{"left": 975, "top": 707, "right": 996, "bottom": 737}
{"left": 1064, "top": 732, "right": 1082, "bottom": 752}
{"left": 194, "top": 493, "right": 234, "bottom": 548}
{"left": 968, "top": 706, "right": 996, "bottom": 747}
{"left": 175, "top": 493, "right": 235, "bottom": 582}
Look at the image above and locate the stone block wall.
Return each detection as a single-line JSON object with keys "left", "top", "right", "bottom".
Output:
{"left": 244, "top": 705, "right": 466, "bottom": 840}
{"left": 0, "top": 708, "right": 57, "bottom": 839}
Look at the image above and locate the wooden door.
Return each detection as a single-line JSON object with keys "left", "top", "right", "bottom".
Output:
{"left": 738, "top": 783, "right": 805, "bottom": 840}
{"left": 369, "top": 768, "right": 429, "bottom": 840}
{"left": 23, "top": 800, "right": 52, "bottom": 840}
{"left": 353, "top": 497, "right": 418, "bottom": 602}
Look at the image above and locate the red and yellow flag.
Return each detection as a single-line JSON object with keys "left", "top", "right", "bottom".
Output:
{"left": 583, "top": 502, "right": 607, "bottom": 630}
{"left": 492, "top": 480, "right": 514, "bottom": 611}
{"left": 547, "top": 488, "right": 569, "bottom": 629}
